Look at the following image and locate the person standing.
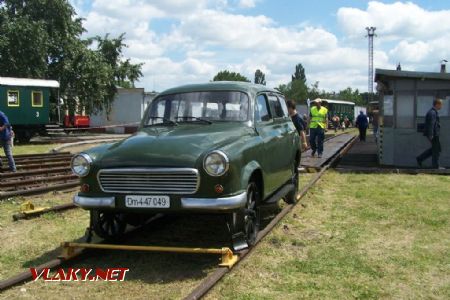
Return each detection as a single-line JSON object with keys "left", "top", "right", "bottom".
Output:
{"left": 0, "top": 110, "right": 16, "bottom": 172}
{"left": 331, "top": 114, "right": 340, "bottom": 133}
{"left": 355, "top": 111, "right": 369, "bottom": 142}
{"left": 308, "top": 98, "right": 328, "bottom": 158}
{"left": 416, "top": 98, "right": 443, "bottom": 169}
{"left": 286, "top": 100, "right": 308, "bottom": 160}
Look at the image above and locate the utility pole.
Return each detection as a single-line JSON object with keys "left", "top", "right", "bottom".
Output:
{"left": 365, "top": 27, "right": 376, "bottom": 102}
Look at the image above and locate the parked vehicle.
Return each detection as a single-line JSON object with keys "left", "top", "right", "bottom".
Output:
{"left": 0, "top": 77, "right": 59, "bottom": 143}
{"left": 322, "top": 99, "right": 355, "bottom": 127}
{"left": 71, "top": 82, "right": 301, "bottom": 250}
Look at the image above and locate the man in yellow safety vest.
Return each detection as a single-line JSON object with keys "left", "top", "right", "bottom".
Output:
{"left": 308, "top": 98, "right": 328, "bottom": 158}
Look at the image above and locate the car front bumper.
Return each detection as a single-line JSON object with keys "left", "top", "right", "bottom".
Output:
{"left": 181, "top": 192, "right": 247, "bottom": 210}
{"left": 73, "top": 192, "right": 247, "bottom": 211}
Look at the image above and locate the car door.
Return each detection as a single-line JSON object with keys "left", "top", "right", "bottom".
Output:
{"left": 267, "top": 94, "right": 293, "bottom": 183}
{"left": 254, "top": 93, "right": 286, "bottom": 195}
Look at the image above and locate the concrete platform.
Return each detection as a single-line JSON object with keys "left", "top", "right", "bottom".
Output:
{"left": 301, "top": 133, "right": 355, "bottom": 170}
{"left": 338, "top": 134, "right": 379, "bottom": 168}
{"left": 335, "top": 133, "right": 450, "bottom": 175}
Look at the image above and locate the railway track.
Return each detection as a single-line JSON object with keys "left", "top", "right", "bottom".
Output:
{"left": 0, "top": 134, "right": 357, "bottom": 295}
{"left": 0, "top": 152, "right": 78, "bottom": 199}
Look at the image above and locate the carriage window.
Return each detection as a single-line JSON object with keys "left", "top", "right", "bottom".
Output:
{"left": 32, "top": 91, "right": 43, "bottom": 107}
{"left": 7, "top": 90, "right": 19, "bottom": 107}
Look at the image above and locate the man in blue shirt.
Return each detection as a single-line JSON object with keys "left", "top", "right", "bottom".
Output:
{"left": 355, "top": 111, "right": 369, "bottom": 142}
{"left": 286, "top": 100, "right": 308, "bottom": 161}
{"left": 0, "top": 110, "right": 16, "bottom": 172}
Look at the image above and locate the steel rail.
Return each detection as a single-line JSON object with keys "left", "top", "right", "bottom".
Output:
{"left": 0, "top": 181, "right": 79, "bottom": 199}
{"left": 0, "top": 135, "right": 357, "bottom": 295}
{"left": 0, "top": 174, "right": 76, "bottom": 190}
{"left": 0, "top": 167, "right": 72, "bottom": 179}
{"left": 184, "top": 135, "right": 357, "bottom": 300}
{"left": 0, "top": 214, "right": 166, "bottom": 291}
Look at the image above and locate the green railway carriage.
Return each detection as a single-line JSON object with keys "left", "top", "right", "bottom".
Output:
{"left": 0, "top": 77, "right": 59, "bottom": 142}
{"left": 322, "top": 99, "right": 355, "bottom": 123}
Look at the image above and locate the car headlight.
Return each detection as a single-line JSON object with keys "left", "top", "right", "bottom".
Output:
{"left": 71, "top": 153, "right": 93, "bottom": 177}
{"left": 203, "top": 150, "right": 229, "bottom": 177}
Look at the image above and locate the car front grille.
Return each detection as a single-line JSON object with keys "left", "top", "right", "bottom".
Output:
{"left": 97, "top": 168, "right": 200, "bottom": 194}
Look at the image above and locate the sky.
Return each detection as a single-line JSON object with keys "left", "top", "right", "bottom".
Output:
{"left": 69, "top": 0, "right": 450, "bottom": 93}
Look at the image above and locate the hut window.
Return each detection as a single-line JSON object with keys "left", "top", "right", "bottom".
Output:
{"left": 417, "top": 95, "right": 449, "bottom": 117}
{"left": 32, "top": 91, "right": 43, "bottom": 107}
{"left": 7, "top": 90, "right": 20, "bottom": 107}
{"left": 383, "top": 95, "right": 393, "bottom": 116}
{"left": 396, "top": 93, "right": 414, "bottom": 128}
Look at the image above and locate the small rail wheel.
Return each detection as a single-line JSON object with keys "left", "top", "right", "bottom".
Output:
{"left": 91, "top": 210, "right": 126, "bottom": 240}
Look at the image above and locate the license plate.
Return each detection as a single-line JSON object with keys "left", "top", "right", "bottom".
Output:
{"left": 125, "top": 195, "right": 170, "bottom": 208}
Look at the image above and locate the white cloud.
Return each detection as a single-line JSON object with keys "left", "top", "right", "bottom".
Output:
{"left": 72, "top": 0, "right": 449, "bottom": 95}
{"left": 337, "top": 1, "right": 450, "bottom": 41}
{"left": 337, "top": 1, "right": 450, "bottom": 73}
{"left": 238, "top": 0, "right": 257, "bottom": 8}
{"left": 389, "top": 40, "right": 431, "bottom": 63}
{"left": 177, "top": 10, "right": 337, "bottom": 53}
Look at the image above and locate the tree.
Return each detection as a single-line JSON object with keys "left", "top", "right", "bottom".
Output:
{"left": 275, "top": 84, "right": 290, "bottom": 95}
{"left": 0, "top": 0, "right": 143, "bottom": 117}
{"left": 337, "top": 87, "right": 364, "bottom": 105}
{"left": 254, "top": 69, "right": 266, "bottom": 85}
{"left": 292, "top": 63, "right": 307, "bottom": 84}
{"left": 213, "top": 70, "right": 250, "bottom": 82}
{"left": 278, "top": 63, "right": 308, "bottom": 103}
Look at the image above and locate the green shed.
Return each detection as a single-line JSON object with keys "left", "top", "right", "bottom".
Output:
{"left": 0, "top": 77, "right": 59, "bottom": 142}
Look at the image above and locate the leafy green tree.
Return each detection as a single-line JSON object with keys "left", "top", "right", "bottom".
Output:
{"left": 0, "top": 0, "right": 143, "bottom": 117}
{"left": 278, "top": 63, "right": 308, "bottom": 103}
{"left": 337, "top": 87, "right": 364, "bottom": 105}
{"left": 292, "top": 63, "right": 307, "bottom": 84}
{"left": 213, "top": 70, "right": 250, "bottom": 82}
{"left": 275, "top": 84, "right": 289, "bottom": 95}
{"left": 254, "top": 69, "right": 266, "bottom": 85}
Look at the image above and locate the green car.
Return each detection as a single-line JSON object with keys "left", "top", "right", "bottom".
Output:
{"left": 71, "top": 82, "right": 300, "bottom": 250}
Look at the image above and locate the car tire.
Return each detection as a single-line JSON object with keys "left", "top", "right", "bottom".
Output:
{"left": 284, "top": 158, "right": 299, "bottom": 204}
{"left": 229, "top": 181, "right": 260, "bottom": 249}
{"left": 91, "top": 210, "right": 127, "bottom": 240}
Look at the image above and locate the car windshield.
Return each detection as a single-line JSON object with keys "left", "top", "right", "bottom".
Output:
{"left": 144, "top": 91, "right": 250, "bottom": 125}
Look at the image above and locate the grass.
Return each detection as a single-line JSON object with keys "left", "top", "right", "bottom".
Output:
{"left": 1, "top": 142, "right": 449, "bottom": 299}
{"left": 207, "top": 172, "right": 450, "bottom": 299}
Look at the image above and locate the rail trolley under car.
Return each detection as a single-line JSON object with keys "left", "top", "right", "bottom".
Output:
{"left": 0, "top": 77, "right": 59, "bottom": 143}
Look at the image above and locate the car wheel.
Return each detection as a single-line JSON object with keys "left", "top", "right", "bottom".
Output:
{"left": 228, "top": 181, "right": 260, "bottom": 250}
{"left": 91, "top": 210, "right": 127, "bottom": 240}
{"left": 244, "top": 182, "right": 260, "bottom": 246}
{"left": 284, "top": 159, "right": 299, "bottom": 204}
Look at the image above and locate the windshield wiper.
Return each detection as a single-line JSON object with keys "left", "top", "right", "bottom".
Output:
{"left": 144, "top": 117, "right": 178, "bottom": 127}
{"left": 176, "top": 116, "right": 212, "bottom": 124}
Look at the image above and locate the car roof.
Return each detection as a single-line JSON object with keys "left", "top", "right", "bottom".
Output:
{"left": 322, "top": 99, "right": 355, "bottom": 105}
{"left": 159, "top": 81, "right": 280, "bottom": 97}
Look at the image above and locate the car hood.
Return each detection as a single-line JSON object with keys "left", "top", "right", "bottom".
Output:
{"left": 95, "top": 122, "right": 254, "bottom": 168}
